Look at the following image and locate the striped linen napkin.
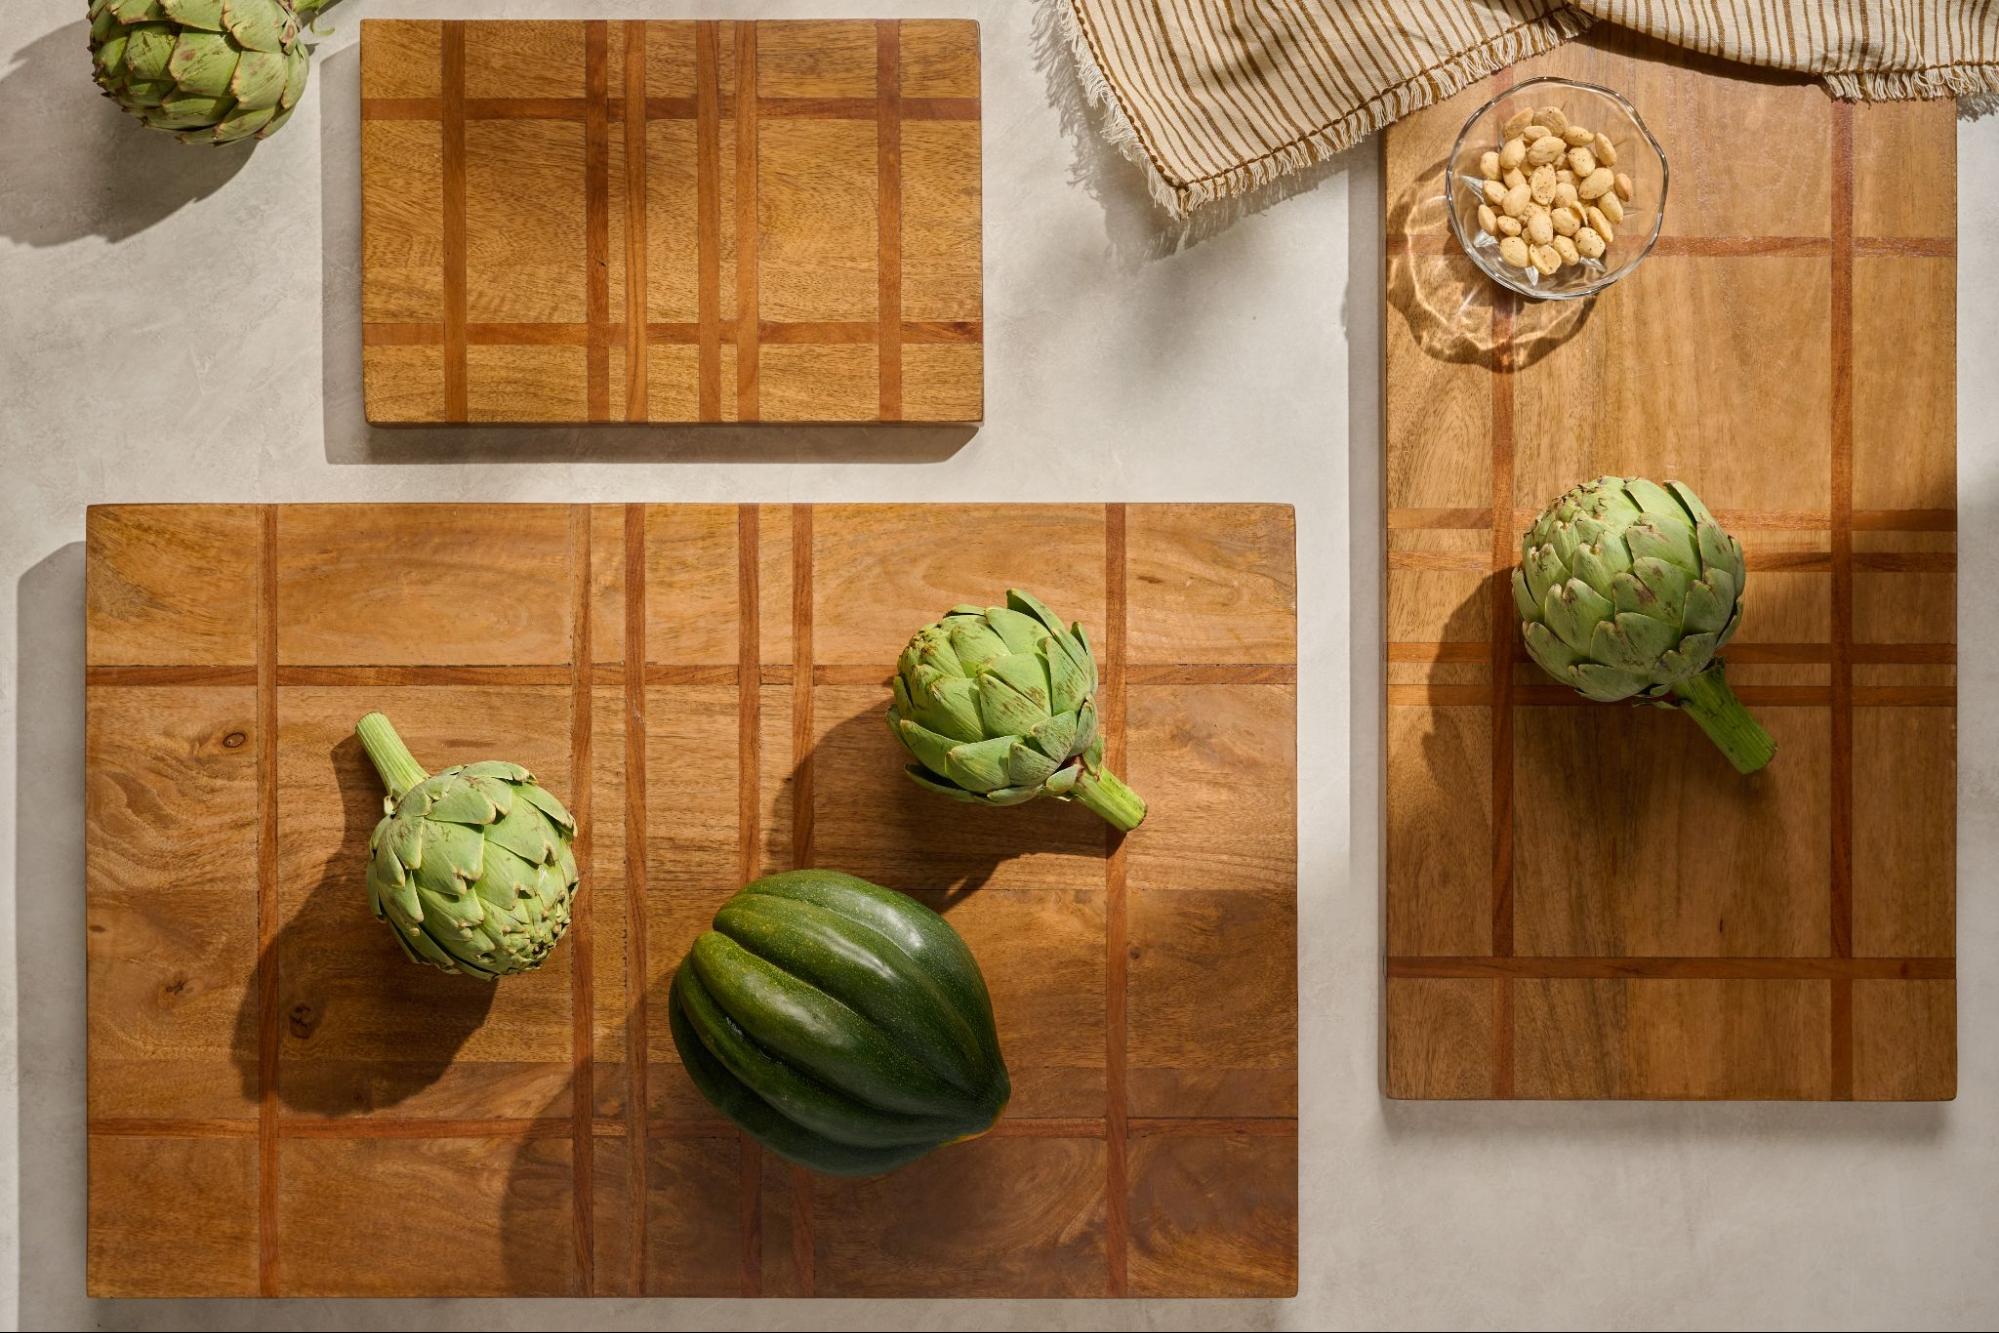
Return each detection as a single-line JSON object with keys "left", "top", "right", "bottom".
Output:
{"left": 1052, "top": 0, "right": 1999, "bottom": 214}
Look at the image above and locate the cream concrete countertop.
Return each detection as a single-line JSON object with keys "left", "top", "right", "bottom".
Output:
{"left": 3, "top": 1, "right": 1995, "bottom": 1327}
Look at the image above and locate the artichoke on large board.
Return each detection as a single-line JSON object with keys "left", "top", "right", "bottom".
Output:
{"left": 888, "top": 589, "right": 1147, "bottom": 830}
{"left": 356, "top": 712, "right": 580, "bottom": 978}
{"left": 1514, "top": 476, "right": 1776, "bottom": 773}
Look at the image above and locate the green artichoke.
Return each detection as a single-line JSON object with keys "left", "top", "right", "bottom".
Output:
{"left": 88, "top": 0, "right": 325, "bottom": 144}
{"left": 888, "top": 589, "right": 1147, "bottom": 831}
{"left": 356, "top": 712, "right": 580, "bottom": 978}
{"left": 1514, "top": 476, "right": 1776, "bottom": 773}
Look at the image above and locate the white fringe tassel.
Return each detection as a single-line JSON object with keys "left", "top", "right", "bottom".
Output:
{"left": 1823, "top": 63, "right": 1999, "bottom": 103}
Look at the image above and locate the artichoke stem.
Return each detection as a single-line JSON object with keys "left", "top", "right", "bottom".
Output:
{"left": 356, "top": 712, "right": 430, "bottom": 803}
{"left": 1073, "top": 765, "right": 1147, "bottom": 831}
{"left": 1669, "top": 669, "right": 1776, "bottom": 775}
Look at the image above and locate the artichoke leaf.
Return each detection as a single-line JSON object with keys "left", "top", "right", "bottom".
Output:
{"left": 515, "top": 779, "right": 576, "bottom": 832}
{"left": 220, "top": 0, "right": 284, "bottom": 52}
{"left": 1570, "top": 661, "right": 1648, "bottom": 701}
{"left": 978, "top": 784, "right": 1044, "bottom": 805}
{"left": 1681, "top": 576, "right": 1730, "bottom": 635}
{"left": 149, "top": 91, "right": 230, "bottom": 127}
{"left": 113, "top": 0, "right": 172, "bottom": 23}
{"left": 460, "top": 759, "right": 534, "bottom": 782}
{"left": 125, "top": 24, "right": 177, "bottom": 78}
{"left": 1511, "top": 568, "right": 1539, "bottom": 622}
{"left": 1006, "top": 588, "right": 1067, "bottom": 637}
{"left": 892, "top": 716, "right": 962, "bottom": 779}
{"left": 165, "top": 29, "right": 237, "bottom": 96}
{"left": 1523, "top": 621, "right": 1581, "bottom": 676}
{"left": 1043, "top": 763, "right": 1081, "bottom": 796}
{"left": 916, "top": 673, "right": 984, "bottom": 743}
{"left": 426, "top": 774, "right": 502, "bottom": 825}
{"left": 1624, "top": 516, "right": 1700, "bottom": 574}
{"left": 1623, "top": 476, "right": 1684, "bottom": 521}
{"left": 942, "top": 735, "right": 1019, "bottom": 793}
{"left": 975, "top": 667, "right": 1055, "bottom": 739}
{"left": 416, "top": 818, "right": 484, "bottom": 895}
{"left": 1027, "top": 710, "right": 1079, "bottom": 763}
{"left": 1628, "top": 554, "right": 1691, "bottom": 617}
{"left": 982, "top": 605, "right": 1043, "bottom": 655}
{"left": 487, "top": 801, "right": 557, "bottom": 866}
{"left": 945, "top": 618, "right": 1010, "bottom": 674}
{"left": 1542, "top": 577, "right": 1613, "bottom": 655}
{"left": 1613, "top": 609, "right": 1679, "bottom": 664}
{"left": 162, "top": 0, "right": 227, "bottom": 31}
{"left": 903, "top": 766, "right": 981, "bottom": 802}
{"left": 387, "top": 810, "right": 424, "bottom": 872}
{"left": 1004, "top": 741, "right": 1061, "bottom": 788}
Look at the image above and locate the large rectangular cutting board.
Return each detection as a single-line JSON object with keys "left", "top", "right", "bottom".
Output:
{"left": 84, "top": 503, "right": 1296, "bottom": 1296}
{"left": 361, "top": 18, "right": 983, "bottom": 424}
{"left": 1382, "top": 32, "right": 1956, "bottom": 1100}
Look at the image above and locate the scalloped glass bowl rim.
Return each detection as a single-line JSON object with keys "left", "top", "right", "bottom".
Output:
{"left": 1445, "top": 75, "right": 1669, "bottom": 302}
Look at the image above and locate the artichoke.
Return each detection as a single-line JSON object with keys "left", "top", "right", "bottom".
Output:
{"left": 88, "top": 0, "right": 326, "bottom": 144}
{"left": 888, "top": 589, "right": 1147, "bottom": 831}
{"left": 355, "top": 712, "right": 580, "bottom": 978}
{"left": 1514, "top": 476, "right": 1776, "bottom": 774}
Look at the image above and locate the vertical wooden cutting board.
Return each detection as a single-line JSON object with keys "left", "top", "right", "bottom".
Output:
{"left": 84, "top": 503, "right": 1297, "bottom": 1297}
{"left": 1382, "top": 32, "right": 1956, "bottom": 1100}
{"left": 361, "top": 19, "right": 983, "bottom": 424}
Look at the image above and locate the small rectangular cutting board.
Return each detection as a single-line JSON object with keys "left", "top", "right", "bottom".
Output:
{"left": 361, "top": 18, "right": 983, "bottom": 424}
{"left": 84, "top": 503, "right": 1297, "bottom": 1297}
{"left": 1382, "top": 31, "right": 1956, "bottom": 1100}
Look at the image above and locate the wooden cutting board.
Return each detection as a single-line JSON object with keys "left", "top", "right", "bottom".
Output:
{"left": 361, "top": 18, "right": 982, "bottom": 424}
{"left": 84, "top": 503, "right": 1296, "bottom": 1297}
{"left": 1382, "top": 32, "right": 1956, "bottom": 1100}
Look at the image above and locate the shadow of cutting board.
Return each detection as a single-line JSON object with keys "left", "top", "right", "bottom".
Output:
{"left": 361, "top": 18, "right": 982, "bottom": 424}
{"left": 1382, "top": 31, "right": 1956, "bottom": 1100}
{"left": 83, "top": 503, "right": 1296, "bottom": 1297}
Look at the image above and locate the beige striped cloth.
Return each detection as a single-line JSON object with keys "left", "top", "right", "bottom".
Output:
{"left": 1052, "top": 0, "right": 1999, "bottom": 214}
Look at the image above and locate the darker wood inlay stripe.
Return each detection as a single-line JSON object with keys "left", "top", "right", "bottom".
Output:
{"left": 1103, "top": 502, "right": 1130, "bottom": 1296}
{"left": 441, "top": 24, "right": 468, "bottom": 422}
{"left": 789, "top": 502, "right": 817, "bottom": 1297}
{"left": 568, "top": 507, "right": 595, "bottom": 1294}
{"left": 1485, "top": 64, "right": 1518, "bottom": 1099}
{"left": 877, "top": 21, "right": 903, "bottom": 421}
{"left": 736, "top": 502, "right": 763, "bottom": 1296}
{"left": 696, "top": 21, "right": 724, "bottom": 421}
{"left": 1830, "top": 100, "right": 1857, "bottom": 1101}
{"left": 256, "top": 506, "right": 279, "bottom": 1295}
{"left": 623, "top": 22, "right": 649, "bottom": 421}
{"left": 584, "top": 23, "right": 611, "bottom": 423}
{"left": 737, "top": 23, "right": 761, "bottom": 422}
{"left": 622, "top": 504, "right": 651, "bottom": 1290}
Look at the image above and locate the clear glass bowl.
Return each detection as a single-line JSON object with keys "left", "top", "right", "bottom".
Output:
{"left": 1446, "top": 76, "right": 1667, "bottom": 301}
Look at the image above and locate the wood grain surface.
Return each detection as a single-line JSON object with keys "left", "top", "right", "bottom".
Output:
{"left": 361, "top": 19, "right": 983, "bottom": 424}
{"left": 83, "top": 502, "right": 1296, "bottom": 1298}
{"left": 1382, "top": 32, "right": 1956, "bottom": 1101}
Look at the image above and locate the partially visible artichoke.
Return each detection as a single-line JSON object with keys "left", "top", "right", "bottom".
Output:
{"left": 356, "top": 712, "right": 580, "bottom": 978}
{"left": 888, "top": 589, "right": 1147, "bottom": 831}
{"left": 1514, "top": 476, "right": 1776, "bottom": 773}
{"left": 88, "top": 0, "right": 324, "bottom": 144}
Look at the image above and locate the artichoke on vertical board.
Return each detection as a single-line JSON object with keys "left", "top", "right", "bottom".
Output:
{"left": 887, "top": 589, "right": 1147, "bottom": 831}
{"left": 668, "top": 871, "right": 1012, "bottom": 1177}
{"left": 356, "top": 712, "right": 580, "bottom": 978}
{"left": 87, "top": 0, "right": 327, "bottom": 144}
{"left": 1513, "top": 476, "right": 1776, "bottom": 773}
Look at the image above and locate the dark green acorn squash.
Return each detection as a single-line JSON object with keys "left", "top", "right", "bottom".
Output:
{"left": 668, "top": 869, "right": 1011, "bottom": 1176}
